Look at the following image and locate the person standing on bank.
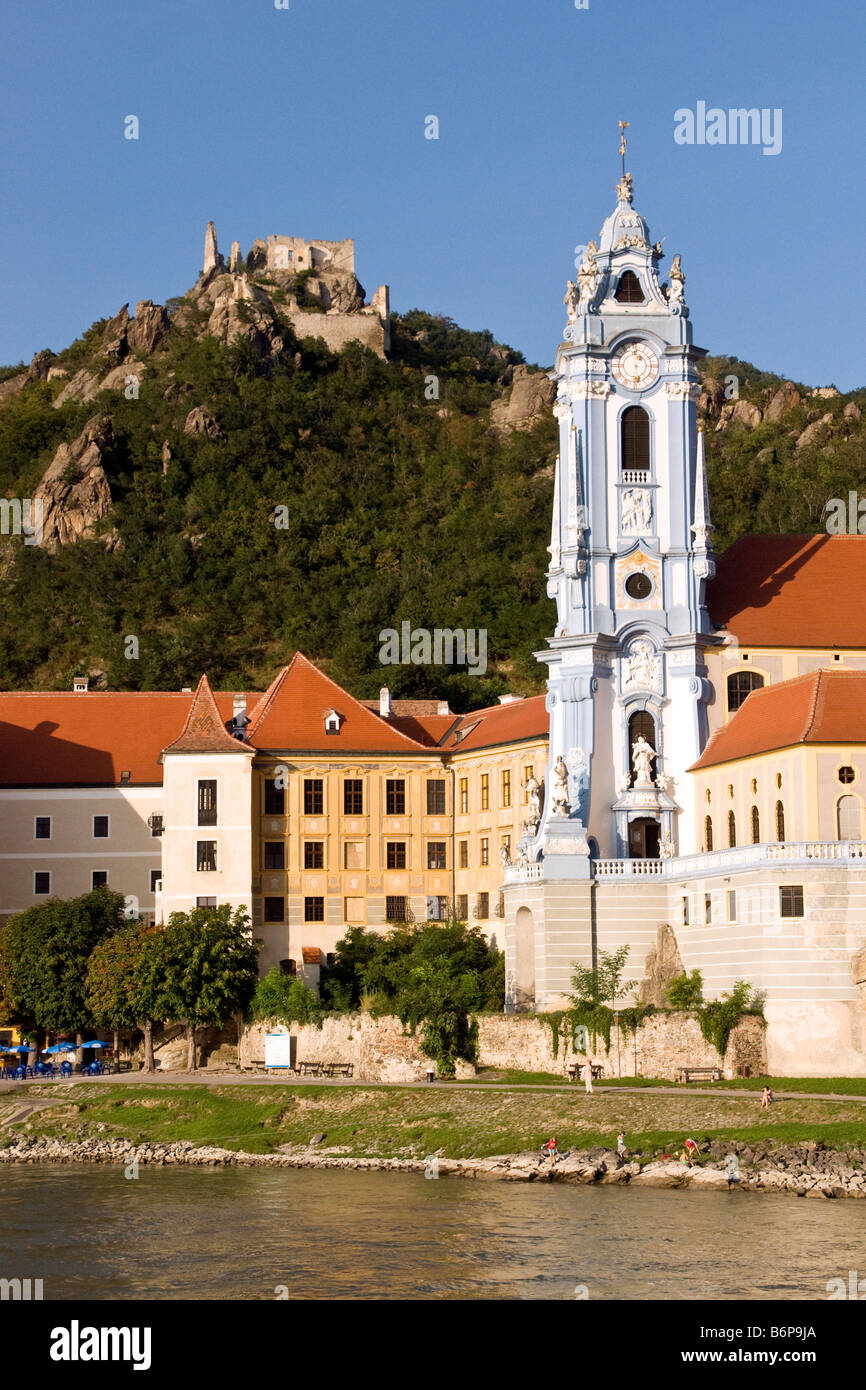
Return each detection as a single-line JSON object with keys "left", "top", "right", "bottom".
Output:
{"left": 581, "top": 1060, "right": 594, "bottom": 1095}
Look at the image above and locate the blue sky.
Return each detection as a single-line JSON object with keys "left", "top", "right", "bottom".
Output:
{"left": 1, "top": 0, "right": 864, "bottom": 388}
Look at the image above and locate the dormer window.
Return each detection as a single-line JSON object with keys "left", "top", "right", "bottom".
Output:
{"left": 324, "top": 709, "right": 343, "bottom": 735}
{"left": 615, "top": 271, "right": 644, "bottom": 304}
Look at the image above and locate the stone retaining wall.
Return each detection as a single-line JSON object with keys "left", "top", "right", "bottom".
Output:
{"left": 238, "top": 1009, "right": 766, "bottom": 1082}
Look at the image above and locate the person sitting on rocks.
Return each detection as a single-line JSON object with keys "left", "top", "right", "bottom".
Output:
{"left": 616, "top": 1132, "right": 627, "bottom": 1162}
{"left": 683, "top": 1137, "right": 699, "bottom": 1166}
{"left": 760, "top": 1086, "right": 775, "bottom": 1109}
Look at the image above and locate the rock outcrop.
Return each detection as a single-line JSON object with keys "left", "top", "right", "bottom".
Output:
{"left": 184, "top": 406, "right": 223, "bottom": 439}
{"left": 32, "top": 414, "right": 114, "bottom": 552}
{"left": 491, "top": 365, "right": 556, "bottom": 431}
{"left": 638, "top": 923, "right": 685, "bottom": 1007}
{"left": 764, "top": 381, "right": 801, "bottom": 421}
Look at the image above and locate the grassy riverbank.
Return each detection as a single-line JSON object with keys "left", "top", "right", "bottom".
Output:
{"left": 4, "top": 1082, "right": 866, "bottom": 1161}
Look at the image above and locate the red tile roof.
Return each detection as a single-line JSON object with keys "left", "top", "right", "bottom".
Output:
{"left": 0, "top": 689, "right": 251, "bottom": 786}
{"left": 162, "top": 675, "right": 253, "bottom": 756}
{"left": 441, "top": 695, "right": 549, "bottom": 753}
{"left": 690, "top": 669, "right": 866, "bottom": 769}
{"left": 246, "top": 653, "right": 434, "bottom": 754}
{"left": 708, "top": 535, "right": 866, "bottom": 648}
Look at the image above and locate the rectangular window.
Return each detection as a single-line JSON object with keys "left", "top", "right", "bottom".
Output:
{"left": 344, "top": 896, "right": 365, "bottom": 922}
{"left": 426, "top": 780, "right": 446, "bottom": 815}
{"left": 780, "top": 884, "right": 804, "bottom": 918}
{"left": 480, "top": 774, "right": 489, "bottom": 811}
{"left": 149, "top": 814, "right": 164, "bottom": 838}
{"left": 304, "top": 841, "right": 324, "bottom": 869}
{"left": 150, "top": 870, "right": 162, "bottom": 893}
{"left": 196, "top": 896, "right": 217, "bottom": 909}
{"left": 386, "top": 779, "right": 405, "bottom": 815}
{"left": 264, "top": 896, "right": 285, "bottom": 923}
{"left": 681, "top": 896, "right": 690, "bottom": 926}
{"left": 457, "top": 894, "right": 468, "bottom": 920}
{"left": 34, "top": 871, "right": 50, "bottom": 895}
{"left": 480, "top": 837, "right": 489, "bottom": 866}
{"left": 34, "top": 816, "right": 51, "bottom": 840}
{"left": 304, "top": 779, "right": 324, "bottom": 815}
{"left": 386, "top": 895, "right": 407, "bottom": 921}
{"left": 93, "top": 815, "right": 109, "bottom": 839}
{"left": 197, "top": 779, "right": 217, "bottom": 826}
{"left": 727, "top": 889, "right": 737, "bottom": 922}
{"left": 91, "top": 870, "right": 108, "bottom": 888}
{"left": 459, "top": 777, "right": 469, "bottom": 814}
{"left": 264, "top": 779, "right": 285, "bottom": 815}
{"left": 501, "top": 770, "right": 511, "bottom": 808}
{"left": 386, "top": 842, "right": 406, "bottom": 870}
{"left": 427, "top": 842, "right": 446, "bottom": 870}
{"left": 343, "top": 779, "right": 363, "bottom": 815}
{"left": 197, "top": 841, "right": 217, "bottom": 872}
{"left": 704, "top": 892, "right": 712, "bottom": 925}
{"left": 427, "top": 894, "right": 448, "bottom": 921}
{"left": 478, "top": 891, "right": 489, "bottom": 920}
{"left": 459, "top": 840, "right": 469, "bottom": 869}
{"left": 344, "top": 842, "right": 365, "bottom": 870}
{"left": 501, "top": 834, "right": 511, "bottom": 859}
{"left": 304, "top": 896, "right": 325, "bottom": 923}
{"left": 264, "top": 841, "right": 285, "bottom": 870}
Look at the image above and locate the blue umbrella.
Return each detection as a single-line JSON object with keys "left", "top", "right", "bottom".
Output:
{"left": 43, "top": 1043, "right": 74, "bottom": 1054}
{"left": 5, "top": 1045, "right": 31, "bottom": 1054}
{"left": 84, "top": 1040, "right": 109, "bottom": 1049}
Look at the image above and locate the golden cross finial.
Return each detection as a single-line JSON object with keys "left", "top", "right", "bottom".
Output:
{"left": 618, "top": 120, "right": 629, "bottom": 170}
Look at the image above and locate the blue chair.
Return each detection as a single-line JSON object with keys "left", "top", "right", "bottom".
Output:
{"left": 60, "top": 1061, "right": 73, "bottom": 1077}
{"left": 13, "top": 1066, "right": 26, "bottom": 1080}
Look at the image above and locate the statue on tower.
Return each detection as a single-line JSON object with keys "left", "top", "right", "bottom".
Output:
{"left": 551, "top": 755, "right": 571, "bottom": 816}
{"left": 577, "top": 241, "right": 600, "bottom": 308}
{"left": 667, "top": 254, "right": 686, "bottom": 304}
{"left": 631, "top": 735, "right": 657, "bottom": 788}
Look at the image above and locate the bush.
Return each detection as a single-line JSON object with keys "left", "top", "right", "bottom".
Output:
{"left": 667, "top": 969, "right": 704, "bottom": 1010}
{"left": 249, "top": 969, "right": 322, "bottom": 1026}
{"left": 698, "top": 980, "right": 764, "bottom": 1058}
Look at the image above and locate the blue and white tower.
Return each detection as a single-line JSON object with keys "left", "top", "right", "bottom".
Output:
{"left": 531, "top": 162, "right": 715, "bottom": 869}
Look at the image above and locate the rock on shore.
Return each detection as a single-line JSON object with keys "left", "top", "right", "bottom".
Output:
{"left": 1, "top": 1135, "right": 865, "bottom": 1198}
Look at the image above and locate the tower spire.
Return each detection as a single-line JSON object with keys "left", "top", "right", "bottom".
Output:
{"left": 692, "top": 427, "right": 714, "bottom": 551}
{"left": 618, "top": 119, "right": 629, "bottom": 176}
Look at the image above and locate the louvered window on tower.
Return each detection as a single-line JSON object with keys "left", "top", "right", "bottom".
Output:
{"left": 615, "top": 270, "right": 644, "bottom": 303}
{"left": 621, "top": 406, "right": 650, "bottom": 473}
{"left": 197, "top": 780, "right": 217, "bottom": 826}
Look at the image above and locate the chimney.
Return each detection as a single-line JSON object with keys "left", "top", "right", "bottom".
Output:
{"left": 231, "top": 693, "right": 249, "bottom": 741}
{"left": 379, "top": 686, "right": 392, "bottom": 717}
{"left": 436, "top": 701, "right": 450, "bottom": 716}
{"left": 498, "top": 694, "right": 524, "bottom": 705}
{"left": 73, "top": 676, "right": 89, "bottom": 693}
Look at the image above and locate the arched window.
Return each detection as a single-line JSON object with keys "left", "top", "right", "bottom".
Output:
{"left": 837, "top": 795, "right": 861, "bottom": 841}
{"left": 621, "top": 406, "right": 650, "bottom": 474}
{"left": 727, "top": 810, "right": 737, "bottom": 848}
{"left": 727, "top": 671, "right": 764, "bottom": 714}
{"left": 628, "top": 709, "right": 656, "bottom": 754}
{"left": 775, "top": 800, "right": 786, "bottom": 842}
{"left": 704, "top": 815, "right": 714, "bottom": 852}
{"left": 750, "top": 805, "right": 760, "bottom": 843}
{"left": 615, "top": 270, "right": 644, "bottom": 304}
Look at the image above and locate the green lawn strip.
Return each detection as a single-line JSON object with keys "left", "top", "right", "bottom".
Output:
{"left": 5, "top": 1083, "right": 866, "bottom": 1163}
{"left": 458, "top": 1070, "right": 669, "bottom": 1088}
{"left": 713, "top": 1077, "right": 866, "bottom": 1097}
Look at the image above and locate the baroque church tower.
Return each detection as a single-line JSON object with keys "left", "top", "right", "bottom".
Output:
{"left": 530, "top": 156, "right": 715, "bottom": 872}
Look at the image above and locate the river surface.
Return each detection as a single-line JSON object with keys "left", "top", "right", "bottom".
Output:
{"left": 1, "top": 1165, "right": 863, "bottom": 1300}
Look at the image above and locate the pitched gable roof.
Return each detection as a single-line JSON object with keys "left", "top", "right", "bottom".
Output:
{"left": 690, "top": 669, "right": 866, "bottom": 770}
{"left": 246, "top": 653, "right": 433, "bottom": 754}
{"left": 440, "top": 695, "right": 549, "bottom": 753}
{"left": 708, "top": 535, "right": 866, "bottom": 648}
{"left": 161, "top": 675, "right": 252, "bottom": 756}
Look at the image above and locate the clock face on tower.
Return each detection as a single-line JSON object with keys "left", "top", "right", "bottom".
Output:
{"left": 611, "top": 340, "right": 659, "bottom": 392}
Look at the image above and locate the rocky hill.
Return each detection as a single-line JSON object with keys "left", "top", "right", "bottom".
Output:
{"left": 0, "top": 260, "right": 863, "bottom": 701}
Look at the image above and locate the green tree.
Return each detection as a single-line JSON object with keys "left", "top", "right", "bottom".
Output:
{"left": 568, "top": 945, "right": 632, "bottom": 1009}
{"left": 152, "top": 906, "right": 260, "bottom": 1070}
{"left": 0, "top": 887, "right": 127, "bottom": 1056}
{"left": 85, "top": 918, "right": 163, "bottom": 1069}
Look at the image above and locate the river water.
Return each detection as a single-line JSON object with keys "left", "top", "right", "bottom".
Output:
{"left": 1, "top": 1165, "right": 863, "bottom": 1300}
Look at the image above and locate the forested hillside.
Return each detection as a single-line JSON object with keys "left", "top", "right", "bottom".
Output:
{"left": 0, "top": 291, "right": 863, "bottom": 707}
